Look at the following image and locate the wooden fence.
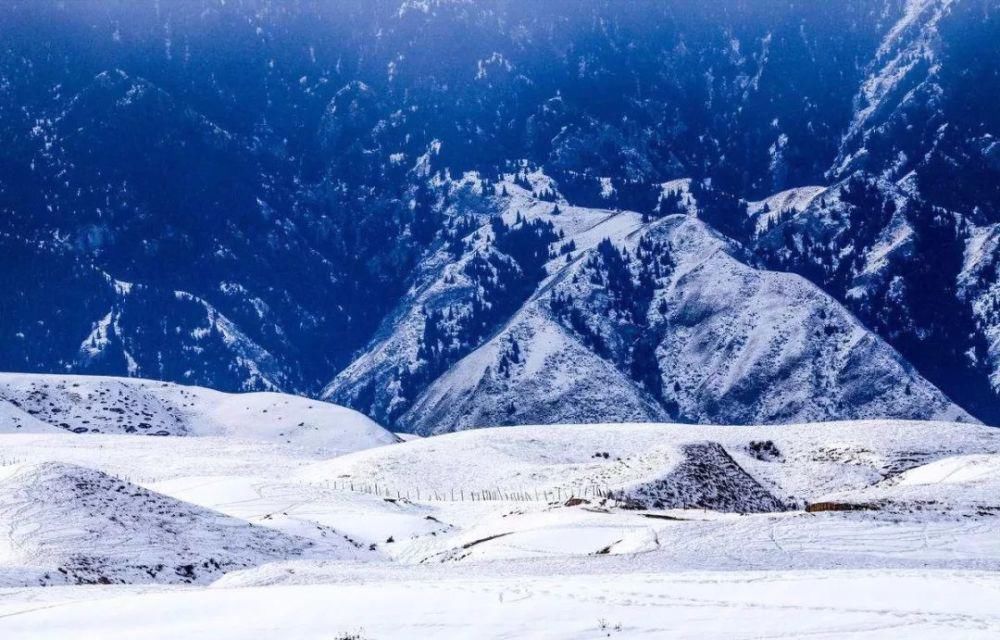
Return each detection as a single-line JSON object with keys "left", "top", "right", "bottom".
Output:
{"left": 0, "top": 457, "right": 629, "bottom": 505}
{"left": 311, "top": 478, "right": 629, "bottom": 503}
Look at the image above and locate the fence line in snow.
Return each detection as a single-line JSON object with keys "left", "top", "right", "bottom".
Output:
{"left": 80, "top": 471, "right": 630, "bottom": 505}
{"left": 309, "top": 478, "right": 630, "bottom": 503}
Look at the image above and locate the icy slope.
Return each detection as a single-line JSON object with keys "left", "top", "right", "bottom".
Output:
{"left": 644, "top": 216, "right": 962, "bottom": 424}
{"left": 959, "top": 223, "right": 1000, "bottom": 394}
{"left": 0, "top": 373, "right": 398, "bottom": 455}
{"left": 829, "top": 0, "right": 997, "bottom": 221}
{"left": 0, "top": 462, "right": 327, "bottom": 586}
{"left": 746, "top": 185, "right": 828, "bottom": 234}
{"left": 832, "top": 0, "right": 953, "bottom": 179}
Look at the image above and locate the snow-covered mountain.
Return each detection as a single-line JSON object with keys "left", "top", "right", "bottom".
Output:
{"left": 831, "top": 0, "right": 999, "bottom": 217}
{"left": 750, "top": 172, "right": 999, "bottom": 423}
{"left": 1, "top": 0, "right": 998, "bottom": 427}
{"left": 745, "top": 0, "right": 1000, "bottom": 423}
{"left": 3, "top": 3, "right": 999, "bottom": 634}
{"left": 326, "top": 176, "right": 969, "bottom": 433}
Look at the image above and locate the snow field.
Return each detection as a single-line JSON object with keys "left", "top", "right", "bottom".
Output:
{"left": 3, "top": 570, "right": 1000, "bottom": 639}
{"left": 0, "top": 376, "right": 999, "bottom": 637}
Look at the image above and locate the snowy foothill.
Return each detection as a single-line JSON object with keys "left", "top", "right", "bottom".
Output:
{"left": 1, "top": 373, "right": 1000, "bottom": 637}
{"left": 0, "top": 372, "right": 399, "bottom": 455}
{"left": 0, "top": 461, "right": 339, "bottom": 587}
{"left": 299, "top": 419, "right": 1000, "bottom": 508}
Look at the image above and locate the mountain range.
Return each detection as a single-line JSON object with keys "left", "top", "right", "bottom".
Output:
{"left": 2, "top": 0, "right": 998, "bottom": 431}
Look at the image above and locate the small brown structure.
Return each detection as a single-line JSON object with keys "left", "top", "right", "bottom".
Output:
{"left": 805, "top": 501, "right": 878, "bottom": 513}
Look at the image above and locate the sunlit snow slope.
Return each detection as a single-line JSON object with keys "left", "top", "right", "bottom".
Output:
{"left": 0, "top": 373, "right": 399, "bottom": 455}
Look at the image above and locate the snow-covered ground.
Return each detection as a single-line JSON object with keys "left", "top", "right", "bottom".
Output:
{"left": 298, "top": 419, "right": 999, "bottom": 506}
{"left": 1, "top": 374, "right": 999, "bottom": 637}
{"left": 5, "top": 569, "right": 1000, "bottom": 639}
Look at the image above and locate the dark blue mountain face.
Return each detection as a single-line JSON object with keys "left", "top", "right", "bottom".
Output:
{"left": 1, "top": 0, "right": 997, "bottom": 426}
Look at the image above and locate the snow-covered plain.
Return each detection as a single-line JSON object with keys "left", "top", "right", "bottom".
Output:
{"left": 1, "top": 374, "right": 999, "bottom": 638}
{"left": 5, "top": 570, "right": 1000, "bottom": 639}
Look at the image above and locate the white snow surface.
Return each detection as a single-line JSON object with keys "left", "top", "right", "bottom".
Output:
{"left": 1, "top": 401, "right": 1000, "bottom": 637}
{"left": 5, "top": 569, "right": 1000, "bottom": 639}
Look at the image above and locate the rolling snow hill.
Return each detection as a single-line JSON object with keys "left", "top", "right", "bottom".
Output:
{"left": 0, "top": 373, "right": 399, "bottom": 455}
{"left": 0, "top": 413, "right": 996, "bottom": 582}
{"left": 821, "top": 453, "right": 1000, "bottom": 516}
{"left": 299, "top": 419, "right": 1000, "bottom": 509}
{"left": 0, "top": 461, "right": 328, "bottom": 586}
